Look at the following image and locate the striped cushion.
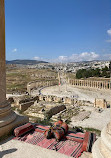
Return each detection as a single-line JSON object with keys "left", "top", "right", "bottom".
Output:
{"left": 44, "top": 128, "right": 53, "bottom": 139}
{"left": 54, "top": 120, "right": 63, "bottom": 127}
{"left": 52, "top": 127, "right": 65, "bottom": 141}
{"left": 61, "top": 122, "right": 68, "bottom": 134}
{"left": 65, "top": 132, "right": 85, "bottom": 143}
{"left": 14, "top": 123, "right": 34, "bottom": 137}
{"left": 35, "top": 125, "right": 49, "bottom": 133}
{"left": 82, "top": 132, "right": 96, "bottom": 152}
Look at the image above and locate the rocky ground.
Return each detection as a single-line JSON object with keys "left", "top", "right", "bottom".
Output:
{"left": 70, "top": 106, "right": 110, "bottom": 131}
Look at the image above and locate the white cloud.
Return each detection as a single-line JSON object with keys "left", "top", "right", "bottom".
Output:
{"left": 79, "top": 52, "right": 99, "bottom": 61}
{"left": 33, "top": 56, "right": 40, "bottom": 60}
{"left": 107, "top": 28, "right": 111, "bottom": 36}
{"left": 12, "top": 48, "right": 17, "bottom": 52}
{"left": 55, "top": 52, "right": 99, "bottom": 63}
{"left": 33, "top": 52, "right": 110, "bottom": 63}
{"left": 58, "top": 56, "right": 67, "bottom": 61}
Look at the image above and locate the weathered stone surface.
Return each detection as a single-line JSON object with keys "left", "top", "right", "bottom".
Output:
{"left": 45, "top": 104, "right": 66, "bottom": 118}
{"left": 0, "top": 113, "right": 28, "bottom": 138}
{"left": 92, "top": 119, "right": 111, "bottom": 158}
{"left": 69, "top": 79, "right": 110, "bottom": 90}
{"left": 0, "top": 0, "right": 6, "bottom": 104}
{"left": 94, "top": 98, "right": 107, "bottom": 109}
{"left": 19, "top": 101, "right": 34, "bottom": 112}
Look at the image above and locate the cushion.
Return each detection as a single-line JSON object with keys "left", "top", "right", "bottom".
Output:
{"left": 82, "top": 132, "right": 96, "bottom": 152}
{"left": 54, "top": 120, "right": 63, "bottom": 127}
{"left": 61, "top": 122, "right": 68, "bottom": 134}
{"left": 35, "top": 125, "right": 49, "bottom": 133}
{"left": 14, "top": 123, "right": 34, "bottom": 137}
{"left": 65, "top": 132, "right": 85, "bottom": 143}
{"left": 52, "top": 127, "right": 64, "bottom": 141}
{"left": 44, "top": 127, "right": 53, "bottom": 139}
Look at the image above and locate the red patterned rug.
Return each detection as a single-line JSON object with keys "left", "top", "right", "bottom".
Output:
{"left": 13, "top": 124, "right": 96, "bottom": 158}
{"left": 13, "top": 131, "right": 83, "bottom": 158}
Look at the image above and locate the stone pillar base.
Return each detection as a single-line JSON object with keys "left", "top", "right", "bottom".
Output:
{"left": 0, "top": 100, "right": 29, "bottom": 138}
{"left": 0, "top": 113, "right": 29, "bottom": 138}
{"left": 92, "top": 126, "right": 111, "bottom": 158}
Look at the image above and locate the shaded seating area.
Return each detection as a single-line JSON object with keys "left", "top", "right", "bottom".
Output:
{"left": 13, "top": 122, "right": 96, "bottom": 158}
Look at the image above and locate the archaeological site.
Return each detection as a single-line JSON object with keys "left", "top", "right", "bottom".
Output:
{"left": 0, "top": 0, "right": 111, "bottom": 158}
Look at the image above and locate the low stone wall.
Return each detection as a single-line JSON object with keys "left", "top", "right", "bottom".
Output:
{"left": 14, "top": 96, "right": 39, "bottom": 106}
{"left": 19, "top": 101, "right": 34, "bottom": 112}
{"left": 45, "top": 104, "right": 66, "bottom": 118}
{"left": 27, "top": 80, "right": 58, "bottom": 94}
{"left": 38, "top": 95, "right": 76, "bottom": 105}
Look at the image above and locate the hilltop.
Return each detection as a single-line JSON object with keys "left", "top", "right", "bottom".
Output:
{"left": 6, "top": 59, "right": 48, "bottom": 65}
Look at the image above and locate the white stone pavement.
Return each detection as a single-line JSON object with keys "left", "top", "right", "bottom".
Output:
{"left": 0, "top": 136, "right": 92, "bottom": 158}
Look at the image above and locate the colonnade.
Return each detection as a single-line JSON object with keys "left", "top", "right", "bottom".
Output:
{"left": 69, "top": 79, "right": 111, "bottom": 90}
{"left": 27, "top": 80, "right": 58, "bottom": 94}
{"left": 33, "top": 74, "right": 56, "bottom": 79}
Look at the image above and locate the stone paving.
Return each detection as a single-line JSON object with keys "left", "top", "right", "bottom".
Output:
{"left": 0, "top": 136, "right": 92, "bottom": 158}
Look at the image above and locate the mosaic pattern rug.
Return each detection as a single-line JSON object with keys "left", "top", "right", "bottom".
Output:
{"left": 13, "top": 131, "right": 83, "bottom": 158}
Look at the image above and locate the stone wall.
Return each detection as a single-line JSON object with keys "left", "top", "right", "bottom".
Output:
{"left": 31, "top": 74, "right": 57, "bottom": 79}
{"left": 94, "top": 98, "right": 107, "bottom": 108}
{"left": 19, "top": 101, "right": 34, "bottom": 112}
{"left": 38, "top": 95, "right": 76, "bottom": 105}
{"left": 27, "top": 80, "right": 58, "bottom": 94}
{"left": 69, "top": 78, "right": 111, "bottom": 90}
{"left": 45, "top": 104, "right": 66, "bottom": 118}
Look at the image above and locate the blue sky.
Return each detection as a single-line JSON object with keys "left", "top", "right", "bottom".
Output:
{"left": 5, "top": 0, "right": 111, "bottom": 62}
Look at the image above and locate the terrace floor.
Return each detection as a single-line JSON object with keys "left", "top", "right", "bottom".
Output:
{"left": 0, "top": 136, "right": 92, "bottom": 158}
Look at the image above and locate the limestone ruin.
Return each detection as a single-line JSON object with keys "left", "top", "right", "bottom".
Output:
{"left": 69, "top": 78, "right": 111, "bottom": 90}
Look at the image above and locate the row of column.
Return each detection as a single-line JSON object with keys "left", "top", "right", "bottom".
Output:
{"left": 27, "top": 80, "right": 58, "bottom": 93}
{"left": 33, "top": 75, "right": 56, "bottom": 79}
{"left": 69, "top": 79, "right": 111, "bottom": 90}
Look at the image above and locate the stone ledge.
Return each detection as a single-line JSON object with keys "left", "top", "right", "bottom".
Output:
{"left": 101, "top": 126, "right": 111, "bottom": 152}
{"left": 92, "top": 138, "right": 104, "bottom": 158}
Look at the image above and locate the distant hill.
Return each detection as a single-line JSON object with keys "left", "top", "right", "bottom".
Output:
{"left": 6, "top": 60, "right": 48, "bottom": 65}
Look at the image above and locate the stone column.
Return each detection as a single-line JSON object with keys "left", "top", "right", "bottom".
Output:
{"left": 0, "top": 0, "right": 6, "bottom": 104}
{"left": 73, "top": 79, "right": 74, "bottom": 85}
{"left": 91, "top": 80, "right": 93, "bottom": 88}
{"left": 92, "top": 99, "right": 111, "bottom": 158}
{"left": 0, "top": 0, "right": 28, "bottom": 138}
{"left": 92, "top": 108, "right": 111, "bottom": 158}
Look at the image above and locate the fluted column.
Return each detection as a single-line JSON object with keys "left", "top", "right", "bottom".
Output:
{"left": 0, "top": 0, "right": 28, "bottom": 138}
{"left": 107, "top": 109, "right": 111, "bottom": 135}
{"left": 0, "top": 0, "right": 6, "bottom": 104}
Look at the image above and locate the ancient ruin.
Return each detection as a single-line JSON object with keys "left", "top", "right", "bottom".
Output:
{"left": 94, "top": 98, "right": 107, "bottom": 109}
{"left": 69, "top": 79, "right": 111, "bottom": 90}
{"left": 27, "top": 80, "right": 58, "bottom": 94}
